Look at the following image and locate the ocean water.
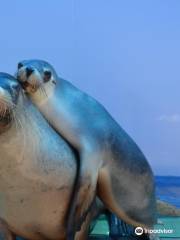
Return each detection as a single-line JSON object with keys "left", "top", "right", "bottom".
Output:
{"left": 155, "top": 176, "right": 180, "bottom": 208}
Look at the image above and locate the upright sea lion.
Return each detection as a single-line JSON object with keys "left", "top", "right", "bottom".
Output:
{"left": 0, "top": 72, "right": 98, "bottom": 240}
{"left": 16, "top": 60, "right": 157, "bottom": 239}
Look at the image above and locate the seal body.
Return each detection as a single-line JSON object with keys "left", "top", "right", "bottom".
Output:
{"left": 0, "top": 73, "right": 96, "bottom": 240}
{"left": 17, "top": 60, "right": 157, "bottom": 238}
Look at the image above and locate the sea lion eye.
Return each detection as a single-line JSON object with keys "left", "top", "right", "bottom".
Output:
{"left": 18, "top": 62, "right": 23, "bottom": 69}
{"left": 44, "top": 70, "right": 52, "bottom": 83}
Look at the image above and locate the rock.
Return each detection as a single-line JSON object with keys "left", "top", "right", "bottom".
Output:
{"left": 157, "top": 200, "right": 180, "bottom": 216}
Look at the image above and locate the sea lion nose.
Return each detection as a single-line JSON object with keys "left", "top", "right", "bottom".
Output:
{"left": 18, "top": 62, "right": 23, "bottom": 69}
{"left": 26, "top": 67, "right": 34, "bottom": 78}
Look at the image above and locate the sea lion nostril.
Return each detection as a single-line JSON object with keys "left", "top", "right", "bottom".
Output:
{"left": 26, "top": 67, "right": 34, "bottom": 78}
{"left": 18, "top": 62, "right": 23, "bottom": 69}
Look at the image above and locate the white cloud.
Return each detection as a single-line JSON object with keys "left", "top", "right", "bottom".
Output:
{"left": 157, "top": 114, "right": 180, "bottom": 123}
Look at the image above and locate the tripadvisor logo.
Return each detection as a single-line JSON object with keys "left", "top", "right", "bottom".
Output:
{"left": 135, "top": 226, "right": 174, "bottom": 235}
{"left": 135, "top": 227, "right": 144, "bottom": 235}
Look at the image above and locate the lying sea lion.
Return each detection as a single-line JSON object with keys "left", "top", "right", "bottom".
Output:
{"left": 0, "top": 72, "right": 98, "bottom": 240}
{"left": 16, "top": 59, "right": 157, "bottom": 239}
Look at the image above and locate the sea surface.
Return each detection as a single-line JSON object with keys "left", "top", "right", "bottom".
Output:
{"left": 155, "top": 176, "right": 180, "bottom": 208}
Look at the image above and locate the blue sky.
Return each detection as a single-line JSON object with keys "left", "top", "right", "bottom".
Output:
{"left": 0, "top": 0, "right": 179, "bottom": 175}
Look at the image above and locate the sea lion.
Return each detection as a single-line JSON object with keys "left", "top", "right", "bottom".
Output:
{"left": 16, "top": 60, "right": 157, "bottom": 239}
{"left": 0, "top": 72, "right": 98, "bottom": 240}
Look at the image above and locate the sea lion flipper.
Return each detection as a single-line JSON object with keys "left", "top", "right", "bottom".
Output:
{"left": 66, "top": 153, "right": 99, "bottom": 238}
{"left": 66, "top": 181, "right": 95, "bottom": 239}
{"left": 97, "top": 166, "right": 156, "bottom": 228}
{"left": 0, "top": 219, "right": 15, "bottom": 240}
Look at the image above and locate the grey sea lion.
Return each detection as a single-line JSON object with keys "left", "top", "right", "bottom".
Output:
{"left": 0, "top": 72, "right": 98, "bottom": 240}
{"left": 16, "top": 59, "right": 157, "bottom": 239}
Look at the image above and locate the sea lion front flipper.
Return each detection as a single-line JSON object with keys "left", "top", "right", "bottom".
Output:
{"left": 66, "top": 152, "right": 99, "bottom": 239}
{"left": 0, "top": 219, "right": 15, "bottom": 240}
{"left": 97, "top": 163, "right": 157, "bottom": 229}
{"left": 74, "top": 197, "right": 104, "bottom": 240}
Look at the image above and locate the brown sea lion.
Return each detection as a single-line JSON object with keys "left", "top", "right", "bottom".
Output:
{"left": 0, "top": 72, "right": 98, "bottom": 240}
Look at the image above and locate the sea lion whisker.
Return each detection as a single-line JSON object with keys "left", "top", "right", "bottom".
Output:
{"left": 0, "top": 100, "right": 9, "bottom": 119}
{"left": 12, "top": 111, "right": 18, "bottom": 130}
{"left": 0, "top": 97, "right": 16, "bottom": 108}
{"left": 39, "top": 84, "right": 47, "bottom": 98}
{"left": 12, "top": 107, "right": 28, "bottom": 155}
{"left": 38, "top": 85, "right": 43, "bottom": 96}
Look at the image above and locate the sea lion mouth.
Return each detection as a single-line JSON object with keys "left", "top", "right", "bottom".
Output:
{"left": 0, "top": 111, "right": 12, "bottom": 128}
{"left": 0, "top": 99, "right": 13, "bottom": 130}
{"left": 0, "top": 73, "right": 21, "bottom": 131}
{"left": 17, "top": 70, "right": 38, "bottom": 93}
{"left": 20, "top": 80, "right": 38, "bottom": 94}
{"left": 20, "top": 81, "right": 30, "bottom": 90}
{"left": 16, "top": 66, "right": 34, "bottom": 91}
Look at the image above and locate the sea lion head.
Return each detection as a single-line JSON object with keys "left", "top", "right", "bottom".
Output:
{"left": 16, "top": 59, "right": 58, "bottom": 94}
{"left": 0, "top": 73, "right": 21, "bottom": 131}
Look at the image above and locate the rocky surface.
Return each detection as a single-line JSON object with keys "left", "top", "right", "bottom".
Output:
{"left": 157, "top": 200, "right": 180, "bottom": 216}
